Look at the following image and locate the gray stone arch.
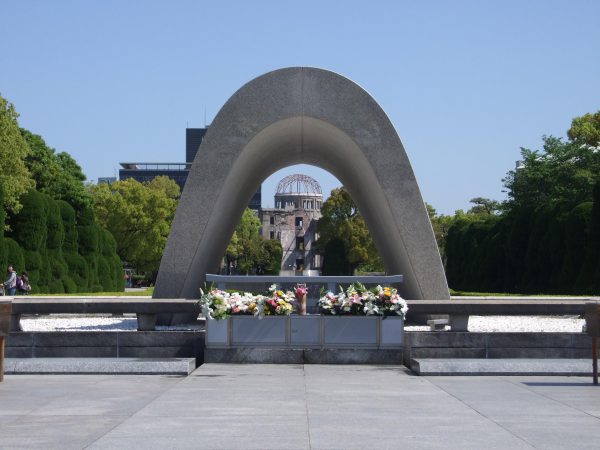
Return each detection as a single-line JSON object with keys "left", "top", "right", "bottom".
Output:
{"left": 154, "top": 67, "right": 449, "bottom": 301}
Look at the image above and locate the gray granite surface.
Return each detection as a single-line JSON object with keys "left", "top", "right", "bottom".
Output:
{"left": 204, "top": 348, "right": 403, "bottom": 364}
{"left": 2, "top": 364, "right": 600, "bottom": 449}
{"left": 412, "top": 358, "right": 593, "bottom": 376}
{"left": 154, "top": 67, "right": 449, "bottom": 303}
{"left": 3, "top": 357, "right": 196, "bottom": 375}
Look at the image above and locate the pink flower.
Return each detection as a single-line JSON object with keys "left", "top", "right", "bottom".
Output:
{"left": 294, "top": 285, "right": 307, "bottom": 300}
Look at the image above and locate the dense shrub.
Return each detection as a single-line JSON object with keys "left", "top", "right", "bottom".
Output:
{"left": 77, "top": 208, "right": 99, "bottom": 256}
{"left": 45, "top": 199, "right": 64, "bottom": 250}
{"left": 446, "top": 200, "right": 597, "bottom": 294}
{"left": 37, "top": 252, "right": 52, "bottom": 292}
{"left": 575, "top": 181, "right": 600, "bottom": 294}
{"left": 97, "top": 256, "right": 113, "bottom": 291}
{"left": 62, "top": 276, "right": 77, "bottom": 294}
{"left": 22, "top": 249, "right": 42, "bottom": 285}
{"left": 48, "top": 249, "right": 68, "bottom": 291}
{"left": 84, "top": 254, "right": 99, "bottom": 291}
{"left": 58, "top": 200, "right": 78, "bottom": 253}
{"left": 63, "top": 253, "right": 89, "bottom": 291}
{"left": 48, "top": 279, "right": 64, "bottom": 294}
{"left": 4, "top": 238, "right": 25, "bottom": 274}
{"left": 559, "top": 203, "right": 593, "bottom": 292}
{"left": 8, "top": 190, "right": 47, "bottom": 250}
{"left": 0, "top": 238, "right": 7, "bottom": 271}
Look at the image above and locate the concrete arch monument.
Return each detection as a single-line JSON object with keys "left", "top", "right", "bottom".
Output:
{"left": 154, "top": 67, "right": 450, "bottom": 301}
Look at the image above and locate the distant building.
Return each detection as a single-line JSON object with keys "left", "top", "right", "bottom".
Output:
{"left": 118, "top": 162, "right": 191, "bottom": 191}
{"left": 97, "top": 177, "right": 116, "bottom": 185}
{"left": 260, "top": 174, "right": 323, "bottom": 273}
{"left": 117, "top": 128, "right": 261, "bottom": 209}
{"left": 186, "top": 128, "right": 207, "bottom": 165}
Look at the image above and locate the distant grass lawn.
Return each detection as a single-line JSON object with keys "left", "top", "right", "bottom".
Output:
{"left": 449, "top": 289, "right": 590, "bottom": 297}
{"left": 32, "top": 287, "right": 154, "bottom": 297}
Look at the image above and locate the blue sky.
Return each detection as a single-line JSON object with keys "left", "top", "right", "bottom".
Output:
{"left": 1, "top": 0, "right": 599, "bottom": 214}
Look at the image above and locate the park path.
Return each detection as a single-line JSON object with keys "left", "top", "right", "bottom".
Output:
{"left": 1, "top": 364, "right": 600, "bottom": 449}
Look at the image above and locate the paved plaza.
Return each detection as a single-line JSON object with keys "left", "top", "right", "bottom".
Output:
{"left": 1, "top": 364, "right": 600, "bottom": 449}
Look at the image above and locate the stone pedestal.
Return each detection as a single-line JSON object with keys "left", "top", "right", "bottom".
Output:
{"left": 205, "top": 315, "right": 404, "bottom": 350}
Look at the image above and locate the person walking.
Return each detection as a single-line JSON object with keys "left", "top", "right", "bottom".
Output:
{"left": 3, "top": 265, "right": 17, "bottom": 296}
{"left": 18, "top": 271, "right": 30, "bottom": 295}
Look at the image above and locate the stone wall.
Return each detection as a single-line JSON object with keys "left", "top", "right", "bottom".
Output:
{"left": 7, "top": 330, "right": 589, "bottom": 368}
{"left": 404, "top": 332, "right": 592, "bottom": 365}
{"left": 5, "top": 331, "right": 204, "bottom": 362}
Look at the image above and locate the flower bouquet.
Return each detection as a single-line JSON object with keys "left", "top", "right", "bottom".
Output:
{"left": 262, "top": 284, "right": 294, "bottom": 316}
{"left": 199, "top": 284, "right": 294, "bottom": 320}
{"left": 199, "top": 288, "right": 259, "bottom": 320}
{"left": 318, "top": 282, "right": 407, "bottom": 318}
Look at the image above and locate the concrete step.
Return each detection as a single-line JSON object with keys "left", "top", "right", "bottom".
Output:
{"left": 411, "top": 358, "right": 594, "bottom": 376}
{"left": 4, "top": 358, "right": 197, "bottom": 375}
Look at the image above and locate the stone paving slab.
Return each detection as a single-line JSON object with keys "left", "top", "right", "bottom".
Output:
{"left": 3, "top": 357, "right": 196, "bottom": 375}
{"left": 1, "top": 365, "right": 600, "bottom": 449}
{"left": 412, "top": 358, "right": 592, "bottom": 375}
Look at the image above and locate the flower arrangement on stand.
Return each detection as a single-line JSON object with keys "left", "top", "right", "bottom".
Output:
{"left": 318, "top": 282, "right": 408, "bottom": 317}
{"left": 199, "top": 284, "right": 294, "bottom": 320}
{"left": 200, "top": 282, "right": 406, "bottom": 320}
{"left": 199, "top": 288, "right": 260, "bottom": 320}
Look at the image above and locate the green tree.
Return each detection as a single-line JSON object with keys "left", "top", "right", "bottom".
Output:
{"left": 426, "top": 203, "right": 457, "bottom": 265}
{"left": 0, "top": 94, "right": 34, "bottom": 214}
{"left": 231, "top": 208, "right": 263, "bottom": 275}
{"left": 568, "top": 110, "right": 600, "bottom": 147}
{"left": 223, "top": 209, "right": 282, "bottom": 275}
{"left": 146, "top": 175, "right": 181, "bottom": 199}
{"left": 256, "top": 239, "right": 283, "bottom": 275}
{"left": 225, "top": 230, "right": 241, "bottom": 275}
{"left": 20, "top": 129, "right": 92, "bottom": 211}
{"left": 321, "top": 238, "right": 351, "bottom": 275}
{"left": 468, "top": 197, "right": 501, "bottom": 215}
{"left": 90, "top": 176, "right": 180, "bottom": 277}
{"left": 502, "top": 136, "right": 600, "bottom": 210}
{"left": 317, "top": 187, "right": 383, "bottom": 274}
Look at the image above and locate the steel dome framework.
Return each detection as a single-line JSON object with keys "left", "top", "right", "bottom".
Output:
{"left": 275, "top": 174, "right": 322, "bottom": 196}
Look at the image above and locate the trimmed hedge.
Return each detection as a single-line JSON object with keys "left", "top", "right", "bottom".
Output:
{"left": 57, "top": 200, "right": 78, "bottom": 253}
{"left": 8, "top": 190, "right": 47, "bottom": 251}
{"left": 446, "top": 184, "right": 600, "bottom": 295}
{"left": 2, "top": 190, "right": 122, "bottom": 293}
{"left": 4, "top": 238, "right": 25, "bottom": 275}
{"left": 64, "top": 252, "right": 89, "bottom": 290}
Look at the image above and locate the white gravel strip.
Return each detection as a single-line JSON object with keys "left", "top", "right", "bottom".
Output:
{"left": 19, "top": 314, "right": 585, "bottom": 332}
{"left": 404, "top": 315, "right": 585, "bottom": 332}
{"left": 469, "top": 315, "right": 584, "bottom": 332}
{"left": 20, "top": 314, "right": 203, "bottom": 332}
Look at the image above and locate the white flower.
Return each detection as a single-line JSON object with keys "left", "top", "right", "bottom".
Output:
{"left": 363, "top": 302, "right": 379, "bottom": 315}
